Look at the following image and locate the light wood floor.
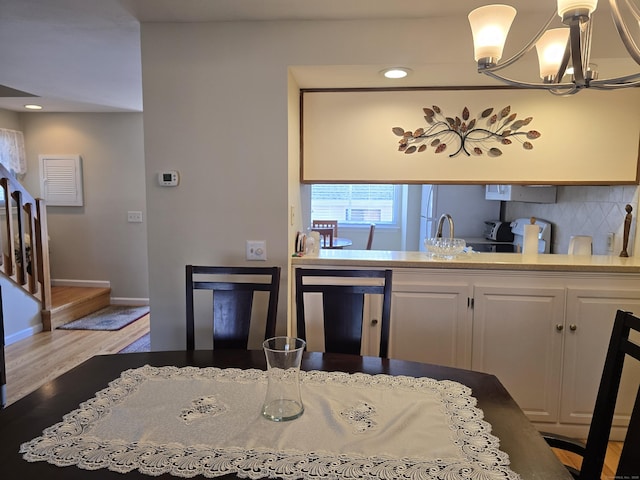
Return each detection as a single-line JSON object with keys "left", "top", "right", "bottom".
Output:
{"left": 4, "top": 313, "right": 149, "bottom": 406}
{"left": 3, "top": 316, "right": 622, "bottom": 478}
{"left": 551, "top": 444, "right": 622, "bottom": 480}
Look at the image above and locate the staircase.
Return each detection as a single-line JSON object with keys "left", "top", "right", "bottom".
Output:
{"left": 1, "top": 163, "right": 51, "bottom": 315}
{"left": 45, "top": 286, "right": 112, "bottom": 330}
{"left": 1, "top": 164, "right": 110, "bottom": 330}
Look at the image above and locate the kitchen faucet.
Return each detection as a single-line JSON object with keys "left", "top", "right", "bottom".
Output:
{"left": 436, "top": 213, "right": 455, "bottom": 239}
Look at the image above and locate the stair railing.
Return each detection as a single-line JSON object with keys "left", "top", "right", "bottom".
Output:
{"left": 0, "top": 163, "right": 51, "bottom": 313}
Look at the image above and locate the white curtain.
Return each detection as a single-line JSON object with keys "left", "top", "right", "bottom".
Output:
{"left": 0, "top": 128, "right": 27, "bottom": 175}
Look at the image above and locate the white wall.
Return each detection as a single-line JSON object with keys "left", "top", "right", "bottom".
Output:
{"left": 0, "top": 278, "right": 41, "bottom": 344}
{"left": 302, "top": 89, "right": 640, "bottom": 184}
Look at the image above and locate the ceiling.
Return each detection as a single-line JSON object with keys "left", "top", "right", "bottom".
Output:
{"left": 0, "top": 0, "right": 636, "bottom": 113}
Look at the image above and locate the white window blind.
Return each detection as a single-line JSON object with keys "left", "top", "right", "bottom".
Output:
{"left": 39, "top": 154, "right": 84, "bottom": 206}
{"left": 311, "top": 184, "right": 398, "bottom": 225}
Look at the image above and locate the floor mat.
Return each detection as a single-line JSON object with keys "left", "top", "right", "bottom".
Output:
{"left": 58, "top": 305, "right": 149, "bottom": 331}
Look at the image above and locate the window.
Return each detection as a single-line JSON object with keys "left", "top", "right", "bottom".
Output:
{"left": 311, "top": 184, "right": 400, "bottom": 226}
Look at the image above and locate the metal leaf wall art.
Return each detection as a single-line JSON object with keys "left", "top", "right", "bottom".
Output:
{"left": 393, "top": 105, "right": 541, "bottom": 158}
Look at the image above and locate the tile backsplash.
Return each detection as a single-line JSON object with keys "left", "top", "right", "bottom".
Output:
{"left": 504, "top": 186, "right": 639, "bottom": 255}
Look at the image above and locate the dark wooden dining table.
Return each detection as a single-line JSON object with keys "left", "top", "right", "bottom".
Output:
{"left": 0, "top": 350, "right": 572, "bottom": 479}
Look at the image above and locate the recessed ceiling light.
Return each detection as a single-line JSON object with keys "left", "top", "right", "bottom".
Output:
{"left": 24, "top": 104, "right": 43, "bottom": 110}
{"left": 381, "top": 67, "right": 411, "bottom": 79}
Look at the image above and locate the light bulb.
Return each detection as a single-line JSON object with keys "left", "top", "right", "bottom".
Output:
{"left": 468, "top": 5, "right": 517, "bottom": 63}
{"left": 535, "top": 28, "right": 570, "bottom": 78}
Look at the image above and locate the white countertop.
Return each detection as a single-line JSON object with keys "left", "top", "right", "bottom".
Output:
{"left": 292, "top": 249, "right": 640, "bottom": 273}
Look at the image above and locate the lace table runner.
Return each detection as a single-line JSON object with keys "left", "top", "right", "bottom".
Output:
{"left": 20, "top": 365, "right": 521, "bottom": 479}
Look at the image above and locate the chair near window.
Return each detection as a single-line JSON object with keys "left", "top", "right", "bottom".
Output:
{"left": 366, "top": 223, "right": 376, "bottom": 250}
{"left": 312, "top": 227, "right": 334, "bottom": 248}
{"left": 312, "top": 220, "right": 338, "bottom": 237}
{"left": 294, "top": 268, "right": 393, "bottom": 357}
{"left": 185, "top": 265, "right": 280, "bottom": 350}
{"left": 543, "top": 309, "right": 640, "bottom": 479}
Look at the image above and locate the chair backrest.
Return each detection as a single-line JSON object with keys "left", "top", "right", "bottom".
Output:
{"left": 0, "top": 285, "right": 5, "bottom": 408}
{"left": 185, "top": 265, "right": 280, "bottom": 350}
{"left": 312, "top": 220, "right": 338, "bottom": 237}
{"left": 581, "top": 309, "right": 640, "bottom": 479}
{"left": 366, "top": 223, "right": 376, "bottom": 250}
{"left": 312, "top": 227, "right": 334, "bottom": 248}
{"left": 295, "top": 268, "right": 392, "bottom": 357}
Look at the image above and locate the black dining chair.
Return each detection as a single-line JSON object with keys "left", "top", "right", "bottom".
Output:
{"left": 543, "top": 309, "right": 640, "bottom": 479}
{"left": 0, "top": 285, "right": 5, "bottom": 409}
{"left": 185, "top": 265, "right": 280, "bottom": 350}
{"left": 294, "top": 268, "right": 392, "bottom": 357}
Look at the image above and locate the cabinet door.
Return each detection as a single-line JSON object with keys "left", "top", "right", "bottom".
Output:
{"left": 472, "top": 285, "right": 565, "bottom": 423}
{"left": 562, "top": 289, "right": 640, "bottom": 432}
{"left": 389, "top": 283, "right": 471, "bottom": 368}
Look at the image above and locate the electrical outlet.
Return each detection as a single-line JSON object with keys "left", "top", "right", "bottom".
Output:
{"left": 127, "top": 211, "right": 143, "bottom": 223}
{"left": 246, "top": 240, "right": 267, "bottom": 261}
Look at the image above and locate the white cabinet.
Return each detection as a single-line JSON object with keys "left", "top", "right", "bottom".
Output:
{"left": 289, "top": 261, "right": 640, "bottom": 438}
{"left": 472, "top": 285, "right": 566, "bottom": 424}
{"left": 471, "top": 280, "right": 640, "bottom": 440}
{"left": 560, "top": 288, "right": 640, "bottom": 438}
{"left": 389, "top": 272, "right": 471, "bottom": 368}
{"left": 485, "top": 185, "right": 556, "bottom": 202}
{"left": 388, "top": 271, "right": 639, "bottom": 438}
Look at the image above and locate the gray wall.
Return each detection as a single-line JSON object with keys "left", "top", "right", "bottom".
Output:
{"left": 139, "top": 18, "right": 640, "bottom": 351}
{"left": 141, "top": 22, "right": 293, "bottom": 350}
{"left": 140, "top": 16, "right": 503, "bottom": 350}
{"left": 0, "top": 109, "right": 21, "bottom": 130}
{"left": 17, "top": 112, "right": 148, "bottom": 301}
{"left": 2, "top": 16, "right": 639, "bottom": 349}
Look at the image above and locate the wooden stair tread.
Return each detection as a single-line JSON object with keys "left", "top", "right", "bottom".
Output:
{"left": 43, "top": 286, "right": 112, "bottom": 331}
{"left": 50, "top": 286, "right": 111, "bottom": 311}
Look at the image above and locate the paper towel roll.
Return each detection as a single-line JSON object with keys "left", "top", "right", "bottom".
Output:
{"left": 522, "top": 224, "right": 540, "bottom": 255}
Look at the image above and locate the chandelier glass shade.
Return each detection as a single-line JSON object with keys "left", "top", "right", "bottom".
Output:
{"left": 468, "top": 0, "right": 640, "bottom": 94}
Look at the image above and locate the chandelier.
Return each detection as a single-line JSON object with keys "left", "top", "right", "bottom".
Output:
{"left": 468, "top": 0, "right": 640, "bottom": 95}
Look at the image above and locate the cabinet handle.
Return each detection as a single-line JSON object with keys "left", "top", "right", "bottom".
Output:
{"left": 371, "top": 319, "right": 378, "bottom": 326}
{"left": 569, "top": 324, "right": 577, "bottom": 331}
{"left": 556, "top": 324, "right": 564, "bottom": 331}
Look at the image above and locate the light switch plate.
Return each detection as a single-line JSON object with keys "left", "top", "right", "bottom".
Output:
{"left": 246, "top": 240, "right": 267, "bottom": 261}
{"left": 127, "top": 211, "right": 143, "bottom": 223}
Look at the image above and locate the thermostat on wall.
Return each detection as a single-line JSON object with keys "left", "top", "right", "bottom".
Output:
{"left": 158, "top": 170, "right": 179, "bottom": 186}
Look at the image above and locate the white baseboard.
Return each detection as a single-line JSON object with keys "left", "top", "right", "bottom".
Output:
{"left": 51, "top": 278, "right": 111, "bottom": 288}
{"left": 111, "top": 297, "right": 149, "bottom": 306}
{"left": 5, "top": 324, "right": 43, "bottom": 346}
